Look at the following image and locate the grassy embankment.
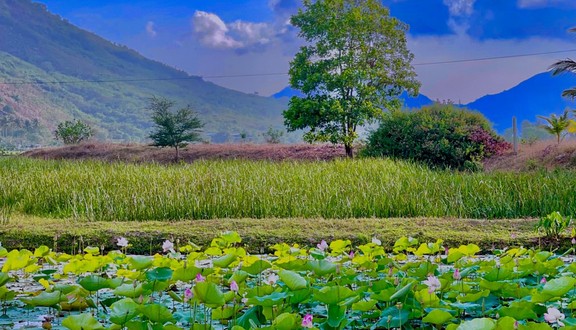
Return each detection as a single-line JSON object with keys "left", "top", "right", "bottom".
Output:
{"left": 0, "top": 157, "right": 573, "bottom": 253}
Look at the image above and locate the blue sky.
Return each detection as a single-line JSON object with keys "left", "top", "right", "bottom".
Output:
{"left": 36, "top": 0, "right": 576, "bottom": 103}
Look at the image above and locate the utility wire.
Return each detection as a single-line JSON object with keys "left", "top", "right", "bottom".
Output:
{"left": 0, "top": 48, "right": 575, "bottom": 86}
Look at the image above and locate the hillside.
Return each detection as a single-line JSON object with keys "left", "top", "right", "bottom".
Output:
{"left": 0, "top": 0, "right": 288, "bottom": 146}
{"left": 465, "top": 72, "right": 576, "bottom": 132}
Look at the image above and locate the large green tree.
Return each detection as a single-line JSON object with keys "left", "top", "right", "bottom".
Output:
{"left": 284, "top": 0, "right": 420, "bottom": 157}
{"left": 148, "top": 97, "right": 203, "bottom": 161}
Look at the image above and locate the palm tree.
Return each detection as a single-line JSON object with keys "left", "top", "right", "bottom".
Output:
{"left": 550, "top": 28, "right": 576, "bottom": 99}
{"left": 537, "top": 110, "right": 571, "bottom": 144}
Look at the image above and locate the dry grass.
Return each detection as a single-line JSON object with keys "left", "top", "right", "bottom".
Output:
{"left": 484, "top": 139, "right": 576, "bottom": 171}
{"left": 23, "top": 142, "right": 347, "bottom": 163}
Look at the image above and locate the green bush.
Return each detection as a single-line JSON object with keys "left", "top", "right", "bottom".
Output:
{"left": 363, "top": 103, "right": 510, "bottom": 170}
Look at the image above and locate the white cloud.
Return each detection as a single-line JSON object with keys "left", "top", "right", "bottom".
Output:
{"left": 229, "top": 21, "right": 273, "bottom": 46}
{"left": 192, "top": 11, "right": 243, "bottom": 49}
{"left": 146, "top": 21, "right": 157, "bottom": 38}
{"left": 517, "top": 0, "right": 576, "bottom": 8}
{"left": 443, "top": 0, "right": 476, "bottom": 16}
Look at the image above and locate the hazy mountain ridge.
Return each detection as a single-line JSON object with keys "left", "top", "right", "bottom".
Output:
{"left": 0, "top": 0, "right": 287, "bottom": 145}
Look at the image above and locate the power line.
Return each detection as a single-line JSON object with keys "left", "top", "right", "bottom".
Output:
{"left": 0, "top": 48, "right": 575, "bottom": 86}
{"left": 413, "top": 48, "right": 576, "bottom": 66}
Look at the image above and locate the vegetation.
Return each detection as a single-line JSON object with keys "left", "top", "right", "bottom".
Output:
{"left": 0, "top": 232, "right": 575, "bottom": 329}
{"left": 0, "top": 1, "right": 288, "bottom": 145}
{"left": 262, "top": 127, "right": 284, "bottom": 144}
{"left": 54, "top": 119, "right": 94, "bottom": 145}
{"left": 284, "top": 0, "right": 419, "bottom": 157}
{"left": 1, "top": 157, "right": 576, "bottom": 221}
{"left": 550, "top": 28, "right": 576, "bottom": 99}
{"left": 148, "top": 97, "right": 204, "bottom": 161}
{"left": 537, "top": 110, "right": 574, "bottom": 144}
{"left": 363, "top": 103, "right": 510, "bottom": 170}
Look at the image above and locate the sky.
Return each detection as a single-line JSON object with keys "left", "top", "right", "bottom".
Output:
{"left": 35, "top": 0, "right": 576, "bottom": 103}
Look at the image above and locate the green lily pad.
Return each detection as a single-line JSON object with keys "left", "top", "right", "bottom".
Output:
{"left": 272, "top": 312, "right": 300, "bottom": 330}
{"left": 307, "top": 259, "right": 337, "bottom": 276}
{"left": 423, "top": 309, "right": 454, "bottom": 325}
{"left": 21, "top": 290, "right": 63, "bottom": 307}
{"left": 278, "top": 270, "right": 307, "bottom": 291}
{"left": 0, "top": 272, "right": 10, "bottom": 287}
{"left": 213, "top": 253, "right": 237, "bottom": 268}
{"left": 457, "top": 318, "right": 496, "bottom": 330}
{"left": 109, "top": 298, "right": 139, "bottom": 325}
{"left": 78, "top": 275, "right": 110, "bottom": 292}
{"left": 242, "top": 259, "right": 272, "bottom": 275}
{"left": 62, "top": 313, "right": 104, "bottom": 330}
{"left": 146, "top": 267, "right": 173, "bottom": 281}
{"left": 542, "top": 277, "right": 576, "bottom": 297}
{"left": 498, "top": 301, "right": 537, "bottom": 320}
{"left": 374, "top": 306, "right": 410, "bottom": 328}
{"left": 128, "top": 255, "right": 153, "bottom": 270}
{"left": 314, "top": 286, "right": 356, "bottom": 305}
{"left": 138, "top": 303, "right": 175, "bottom": 323}
{"left": 113, "top": 283, "right": 143, "bottom": 298}
{"left": 247, "top": 292, "right": 289, "bottom": 307}
{"left": 389, "top": 282, "right": 414, "bottom": 301}
{"left": 194, "top": 281, "right": 225, "bottom": 307}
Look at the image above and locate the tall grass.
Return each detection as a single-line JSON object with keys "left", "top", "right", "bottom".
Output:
{"left": 1, "top": 157, "right": 574, "bottom": 221}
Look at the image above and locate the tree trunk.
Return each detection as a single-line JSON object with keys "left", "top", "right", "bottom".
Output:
{"left": 174, "top": 145, "right": 179, "bottom": 161}
{"left": 345, "top": 144, "right": 353, "bottom": 158}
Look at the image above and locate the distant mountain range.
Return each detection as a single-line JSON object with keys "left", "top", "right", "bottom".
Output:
{"left": 273, "top": 72, "right": 576, "bottom": 133}
{"left": 0, "top": 0, "right": 287, "bottom": 145}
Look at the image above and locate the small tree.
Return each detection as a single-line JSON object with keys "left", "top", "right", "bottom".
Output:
{"left": 148, "top": 97, "right": 203, "bottom": 160}
{"left": 54, "top": 120, "right": 93, "bottom": 144}
{"left": 284, "top": 0, "right": 419, "bottom": 157}
{"left": 262, "top": 127, "right": 284, "bottom": 144}
{"left": 537, "top": 110, "right": 571, "bottom": 144}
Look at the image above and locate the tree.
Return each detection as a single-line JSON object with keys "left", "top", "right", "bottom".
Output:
{"left": 54, "top": 120, "right": 93, "bottom": 144}
{"left": 550, "top": 27, "right": 576, "bottom": 99}
{"left": 537, "top": 110, "right": 572, "bottom": 144}
{"left": 284, "top": 0, "right": 419, "bottom": 157}
{"left": 148, "top": 97, "right": 203, "bottom": 161}
{"left": 262, "top": 126, "right": 284, "bottom": 144}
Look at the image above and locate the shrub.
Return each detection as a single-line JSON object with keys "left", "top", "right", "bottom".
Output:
{"left": 363, "top": 103, "right": 511, "bottom": 170}
{"left": 54, "top": 120, "right": 93, "bottom": 144}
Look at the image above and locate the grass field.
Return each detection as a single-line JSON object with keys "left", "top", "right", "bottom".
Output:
{"left": 1, "top": 157, "right": 575, "bottom": 221}
{"left": 0, "top": 214, "right": 542, "bottom": 254}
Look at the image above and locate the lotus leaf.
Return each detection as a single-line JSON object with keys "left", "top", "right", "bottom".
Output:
{"left": 62, "top": 313, "right": 104, "bottom": 330}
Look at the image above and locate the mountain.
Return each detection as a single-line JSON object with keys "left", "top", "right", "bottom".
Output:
{"left": 273, "top": 87, "right": 434, "bottom": 109}
{"left": 0, "top": 0, "right": 288, "bottom": 146}
{"left": 465, "top": 72, "right": 576, "bottom": 132}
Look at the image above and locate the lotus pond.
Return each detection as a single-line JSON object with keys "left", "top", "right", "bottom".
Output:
{"left": 0, "top": 232, "right": 575, "bottom": 329}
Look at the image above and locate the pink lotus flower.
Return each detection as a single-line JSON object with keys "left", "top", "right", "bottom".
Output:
{"left": 266, "top": 273, "right": 279, "bottom": 285}
{"left": 349, "top": 250, "right": 355, "bottom": 259}
{"left": 423, "top": 275, "right": 441, "bottom": 294}
{"left": 195, "top": 273, "right": 205, "bottom": 282}
{"left": 572, "top": 237, "right": 576, "bottom": 245}
{"left": 302, "top": 314, "right": 313, "bottom": 328}
{"left": 184, "top": 288, "right": 193, "bottom": 302}
{"left": 541, "top": 277, "right": 547, "bottom": 284}
{"left": 544, "top": 307, "right": 565, "bottom": 327}
{"left": 317, "top": 240, "right": 328, "bottom": 251}
{"left": 162, "top": 240, "right": 174, "bottom": 253}
{"left": 230, "top": 280, "right": 239, "bottom": 292}
{"left": 453, "top": 268, "right": 461, "bottom": 280}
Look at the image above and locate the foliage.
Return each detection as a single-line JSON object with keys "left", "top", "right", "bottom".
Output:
{"left": 536, "top": 211, "right": 572, "bottom": 240}
{"left": 284, "top": 0, "right": 419, "bottom": 157}
{"left": 54, "top": 120, "right": 94, "bottom": 145}
{"left": 0, "top": 2, "right": 289, "bottom": 145}
{"left": 550, "top": 28, "right": 576, "bottom": 99}
{"left": 262, "top": 126, "right": 284, "bottom": 144}
{"left": 148, "top": 97, "right": 203, "bottom": 160}
{"left": 363, "top": 103, "right": 511, "bottom": 170}
{"left": 537, "top": 110, "right": 573, "bottom": 144}
{"left": 0, "top": 233, "right": 576, "bottom": 329}
{"left": 3, "top": 157, "right": 576, "bottom": 221}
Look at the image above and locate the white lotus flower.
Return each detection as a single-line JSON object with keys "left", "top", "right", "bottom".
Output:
{"left": 266, "top": 273, "right": 279, "bottom": 285}
{"left": 544, "top": 307, "right": 565, "bottom": 327}
{"left": 117, "top": 237, "right": 129, "bottom": 248}
{"left": 372, "top": 237, "right": 382, "bottom": 245}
